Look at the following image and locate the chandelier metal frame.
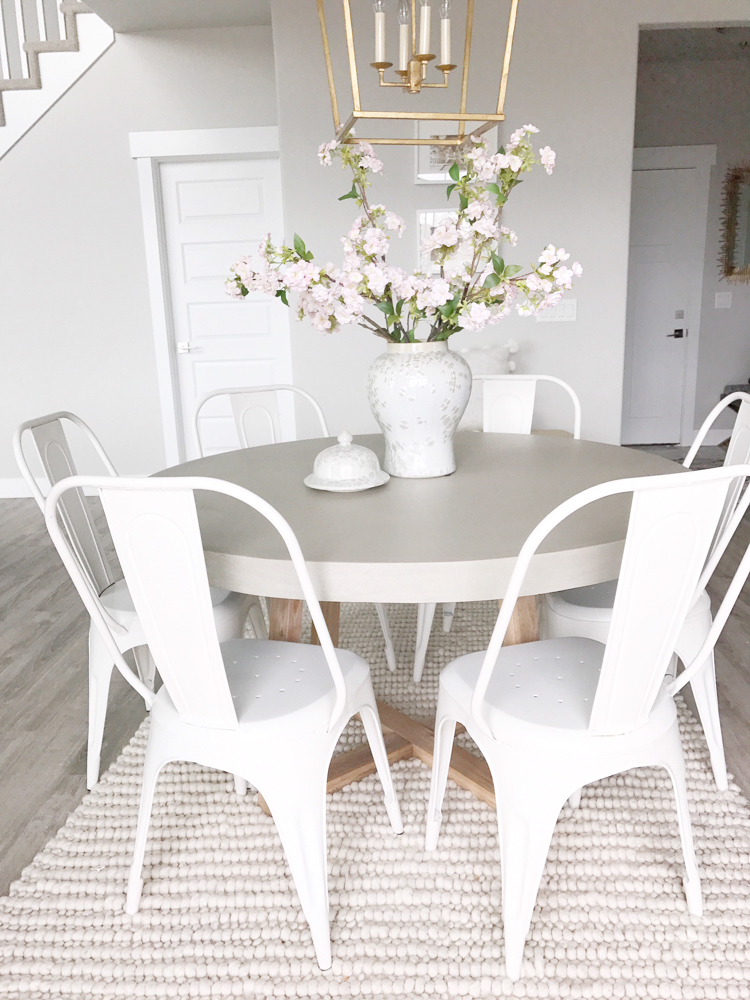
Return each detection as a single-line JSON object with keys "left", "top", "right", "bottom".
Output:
{"left": 315, "top": 0, "right": 520, "bottom": 147}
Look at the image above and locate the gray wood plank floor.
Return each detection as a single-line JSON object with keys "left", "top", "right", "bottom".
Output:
{"left": 1, "top": 492, "right": 749, "bottom": 895}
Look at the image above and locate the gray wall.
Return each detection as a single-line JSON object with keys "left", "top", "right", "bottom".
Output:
{"left": 0, "top": 25, "right": 276, "bottom": 480}
{"left": 272, "top": 0, "right": 750, "bottom": 445}
{"left": 635, "top": 57, "right": 750, "bottom": 431}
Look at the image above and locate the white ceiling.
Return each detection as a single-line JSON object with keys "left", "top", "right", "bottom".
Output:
{"left": 639, "top": 27, "right": 750, "bottom": 62}
{"left": 86, "top": 0, "right": 272, "bottom": 32}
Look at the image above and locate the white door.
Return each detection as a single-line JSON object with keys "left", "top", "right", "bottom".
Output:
{"left": 621, "top": 168, "right": 697, "bottom": 445}
{"left": 160, "top": 157, "right": 293, "bottom": 460}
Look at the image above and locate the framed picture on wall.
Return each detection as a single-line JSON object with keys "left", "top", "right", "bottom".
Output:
{"left": 414, "top": 122, "right": 498, "bottom": 184}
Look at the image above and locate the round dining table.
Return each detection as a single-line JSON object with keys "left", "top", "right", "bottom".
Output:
{"left": 158, "top": 431, "right": 680, "bottom": 807}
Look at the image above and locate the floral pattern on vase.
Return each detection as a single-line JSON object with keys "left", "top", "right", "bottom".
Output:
{"left": 367, "top": 341, "right": 472, "bottom": 478}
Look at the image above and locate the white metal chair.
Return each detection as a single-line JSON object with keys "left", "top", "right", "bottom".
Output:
{"left": 193, "top": 385, "right": 399, "bottom": 673}
{"left": 411, "top": 374, "right": 583, "bottom": 683}
{"left": 193, "top": 384, "right": 330, "bottom": 457}
{"left": 13, "top": 412, "right": 262, "bottom": 789}
{"left": 425, "top": 463, "right": 750, "bottom": 981}
{"left": 44, "top": 474, "right": 403, "bottom": 971}
{"left": 539, "top": 391, "right": 750, "bottom": 790}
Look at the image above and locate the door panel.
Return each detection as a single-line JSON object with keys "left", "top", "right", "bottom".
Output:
{"left": 160, "top": 158, "right": 293, "bottom": 460}
{"left": 621, "top": 168, "right": 696, "bottom": 445}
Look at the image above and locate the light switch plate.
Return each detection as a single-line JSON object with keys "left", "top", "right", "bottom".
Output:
{"left": 715, "top": 292, "right": 733, "bottom": 309}
{"left": 536, "top": 299, "right": 577, "bottom": 323}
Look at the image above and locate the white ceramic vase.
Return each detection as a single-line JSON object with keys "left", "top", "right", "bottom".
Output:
{"left": 366, "top": 341, "right": 472, "bottom": 478}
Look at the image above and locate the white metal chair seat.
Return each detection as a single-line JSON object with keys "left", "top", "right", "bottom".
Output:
{"left": 13, "top": 411, "right": 262, "bottom": 790}
{"left": 441, "top": 637, "right": 604, "bottom": 733}
{"left": 152, "top": 639, "right": 370, "bottom": 733}
{"left": 539, "top": 391, "right": 750, "bottom": 791}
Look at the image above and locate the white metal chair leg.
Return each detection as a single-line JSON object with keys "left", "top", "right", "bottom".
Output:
{"left": 375, "top": 603, "right": 397, "bottom": 672}
{"left": 132, "top": 645, "right": 156, "bottom": 691}
{"left": 684, "top": 654, "right": 728, "bottom": 791}
{"left": 567, "top": 788, "right": 582, "bottom": 809}
{"left": 425, "top": 713, "right": 457, "bottom": 851}
{"left": 359, "top": 700, "right": 404, "bottom": 834}
{"left": 493, "top": 767, "right": 573, "bottom": 981}
{"left": 246, "top": 596, "right": 268, "bottom": 640}
{"left": 414, "top": 603, "right": 436, "bottom": 683}
{"left": 257, "top": 757, "right": 332, "bottom": 970}
{"left": 442, "top": 602, "right": 457, "bottom": 633}
{"left": 125, "top": 747, "right": 167, "bottom": 915}
{"left": 660, "top": 730, "right": 703, "bottom": 916}
{"left": 87, "top": 625, "right": 115, "bottom": 790}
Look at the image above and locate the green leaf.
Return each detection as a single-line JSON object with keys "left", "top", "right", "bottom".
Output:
{"left": 504, "top": 264, "right": 523, "bottom": 277}
{"left": 446, "top": 183, "right": 457, "bottom": 200}
{"left": 338, "top": 183, "right": 358, "bottom": 202}
{"left": 437, "top": 294, "right": 461, "bottom": 318}
{"left": 293, "top": 234, "right": 307, "bottom": 258}
{"left": 448, "top": 161, "right": 460, "bottom": 182}
{"left": 376, "top": 300, "right": 394, "bottom": 317}
{"left": 491, "top": 252, "right": 505, "bottom": 275}
{"left": 496, "top": 193, "right": 507, "bottom": 207}
{"left": 483, "top": 273, "right": 502, "bottom": 289}
{"left": 486, "top": 183, "right": 500, "bottom": 196}
{"left": 458, "top": 193, "right": 468, "bottom": 211}
{"left": 395, "top": 298, "right": 405, "bottom": 316}
{"left": 275, "top": 288, "right": 289, "bottom": 307}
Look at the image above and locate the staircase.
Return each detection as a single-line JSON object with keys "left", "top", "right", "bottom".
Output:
{"left": 0, "top": 0, "right": 114, "bottom": 158}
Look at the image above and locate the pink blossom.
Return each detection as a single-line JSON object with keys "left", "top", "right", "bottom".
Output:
{"left": 285, "top": 261, "right": 321, "bottom": 291}
{"left": 539, "top": 146, "right": 556, "bottom": 175}
{"left": 355, "top": 142, "right": 383, "bottom": 174}
{"left": 225, "top": 278, "right": 243, "bottom": 299}
{"left": 572, "top": 261, "right": 583, "bottom": 277}
{"left": 461, "top": 302, "right": 493, "bottom": 331}
{"left": 363, "top": 263, "right": 390, "bottom": 297}
{"left": 361, "top": 228, "right": 390, "bottom": 257}
{"left": 416, "top": 277, "right": 452, "bottom": 311}
{"left": 317, "top": 140, "right": 338, "bottom": 166}
{"left": 553, "top": 266, "right": 575, "bottom": 289}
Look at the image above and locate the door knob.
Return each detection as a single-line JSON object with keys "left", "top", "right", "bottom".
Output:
{"left": 177, "top": 342, "right": 195, "bottom": 353}
{"left": 667, "top": 329, "right": 686, "bottom": 339}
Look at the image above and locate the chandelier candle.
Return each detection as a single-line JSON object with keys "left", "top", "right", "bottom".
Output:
{"left": 439, "top": 0, "right": 451, "bottom": 66}
{"left": 373, "top": 0, "right": 386, "bottom": 64}
{"left": 418, "top": 0, "right": 431, "bottom": 55}
{"left": 398, "top": 0, "right": 410, "bottom": 71}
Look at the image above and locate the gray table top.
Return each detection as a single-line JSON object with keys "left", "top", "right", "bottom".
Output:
{"left": 157, "top": 433, "right": 680, "bottom": 603}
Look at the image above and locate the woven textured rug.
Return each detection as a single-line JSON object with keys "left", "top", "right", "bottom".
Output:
{"left": 2, "top": 602, "right": 750, "bottom": 999}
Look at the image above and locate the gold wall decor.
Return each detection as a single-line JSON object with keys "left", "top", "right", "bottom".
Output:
{"left": 720, "top": 165, "right": 750, "bottom": 283}
{"left": 315, "top": 0, "right": 519, "bottom": 147}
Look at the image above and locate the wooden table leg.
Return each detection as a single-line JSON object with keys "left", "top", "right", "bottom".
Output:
{"left": 258, "top": 595, "right": 537, "bottom": 813}
{"left": 501, "top": 595, "right": 539, "bottom": 645}
{"left": 268, "top": 598, "right": 304, "bottom": 642}
{"left": 311, "top": 602, "right": 341, "bottom": 647}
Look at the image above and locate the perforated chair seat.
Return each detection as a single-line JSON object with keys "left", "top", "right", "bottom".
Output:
{"left": 152, "top": 639, "right": 370, "bottom": 734}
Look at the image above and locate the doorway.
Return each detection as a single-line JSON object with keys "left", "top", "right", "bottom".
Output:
{"left": 130, "top": 127, "right": 292, "bottom": 465}
{"left": 621, "top": 146, "right": 715, "bottom": 446}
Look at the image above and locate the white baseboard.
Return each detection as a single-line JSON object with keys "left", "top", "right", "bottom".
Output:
{"left": 0, "top": 478, "right": 42, "bottom": 499}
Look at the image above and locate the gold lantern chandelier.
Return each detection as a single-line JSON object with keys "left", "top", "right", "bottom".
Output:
{"left": 315, "top": 0, "right": 519, "bottom": 147}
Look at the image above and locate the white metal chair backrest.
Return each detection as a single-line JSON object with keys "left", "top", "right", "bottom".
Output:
{"left": 479, "top": 375, "right": 582, "bottom": 439}
{"left": 194, "top": 385, "right": 330, "bottom": 457}
{"left": 684, "top": 391, "right": 750, "bottom": 564}
{"left": 45, "top": 476, "right": 348, "bottom": 733}
{"left": 471, "top": 464, "right": 750, "bottom": 740}
{"left": 13, "top": 412, "right": 116, "bottom": 596}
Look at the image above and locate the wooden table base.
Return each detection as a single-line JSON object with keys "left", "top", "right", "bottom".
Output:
{"left": 260, "top": 596, "right": 539, "bottom": 814}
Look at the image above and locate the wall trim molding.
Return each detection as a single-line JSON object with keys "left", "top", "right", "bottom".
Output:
{"left": 631, "top": 144, "right": 717, "bottom": 447}
{"left": 128, "top": 126, "right": 278, "bottom": 160}
{"left": 129, "top": 126, "right": 281, "bottom": 467}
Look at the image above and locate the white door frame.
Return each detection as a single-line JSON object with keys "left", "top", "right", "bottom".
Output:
{"left": 629, "top": 145, "right": 716, "bottom": 446}
{"left": 129, "top": 126, "right": 282, "bottom": 466}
